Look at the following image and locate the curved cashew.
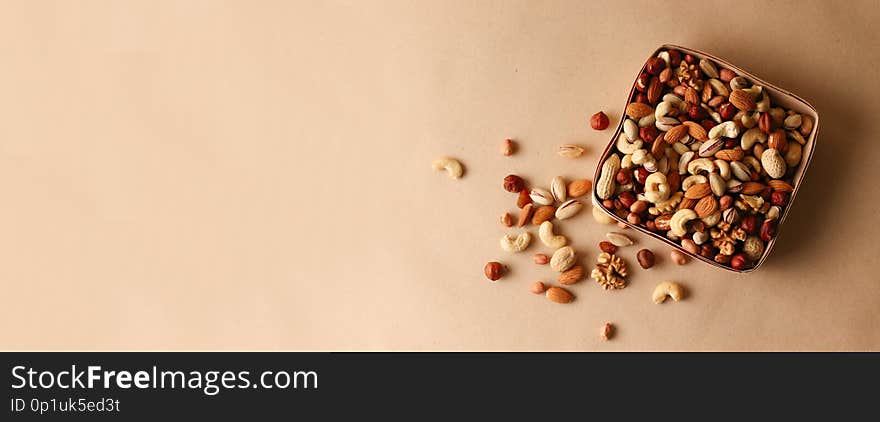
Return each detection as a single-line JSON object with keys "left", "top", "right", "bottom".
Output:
{"left": 655, "top": 116, "right": 679, "bottom": 132}
{"left": 654, "top": 100, "right": 676, "bottom": 120}
{"left": 741, "top": 128, "right": 765, "bottom": 151}
{"left": 631, "top": 149, "right": 652, "bottom": 165}
{"left": 643, "top": 158, "right": 659, "bottom": 173}
{"left": 616, "top": 132, "right": 643, "bottom": 155}
{"left": 714, "top": 159, "right": 731, "bottom": 180}
{"left": 500, "top": 232, "right": 531, "bottom": 252}
{"left": 669, "top": 209, "right": 697, "bottom": 236}
{"left": 741, "top": 111, "right": 759, "bottom": 128}
{"left": 623, "top": 119, "right": 639, "bottom": 141}
{"left": 432, "top": 157, "right": 464, "bottom": 179}
{"left": 678, "top": 151, "right": 695, "bottom": 175}
{"left": 708, "top": 121, "right": 740, "bottom": 140}
{"left": 662, "top": 94, "right": 688, "bottom": 112}
{"left": 682, "top": 174, "right": 708, "bottom": 191}
{"left": 644, "top": 172, "right": 671, "bottom": 204}
{"left": 596, "top": 154, "right": 620, "bottom": 199}
{"left": 648, "top": 191, "right": 683, "bottom": 215}
{"left": 652, "top": 281, "right": 685, "bottom": 304}
{"left": 687, "top": 157, "right": 715, "bottom": 175}
{"left": 742, "top": 85, "right": 763, "bottom": 98}
{"left": 539, "top": 221, "right": 567, "bottom": 248}
{"left": 730, "top": 161, "right": 751, "bottom": 181}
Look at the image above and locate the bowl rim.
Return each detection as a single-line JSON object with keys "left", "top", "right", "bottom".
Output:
{"left": 591, "top": 44, "right": 820, "bottom": 273}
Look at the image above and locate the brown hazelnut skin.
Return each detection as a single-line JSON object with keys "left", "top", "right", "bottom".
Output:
{"left": 627, "top": 212, "right": 641, "bottom": 225}
{"left": 740, "top": 214, "right": 759, "bottom": 234}
{"left": 637, "top": 249, "right": 655, "bottom": 269}
{"left": 599, "top": 241, "right": 618, "bottom": 254}
{"left": 634, "top": 168, "right": 650, "bottom": 185}
{"left": 719, "top": 102, "right": 736, "bottom": 120}
{"left": 719, "top": 68, "right": 737, "bottom": 82}
{"left": 616, "top": 168, "right": 633, "bottom": 185}
{"left": 700, "top": 119, "right": 716, "bottom": 131}
{"left": 719, "top": 195, "right": 734, "bottom": 210}
{"left": 645, "top": 220, "right": 656, "bottom": 231}
{"left": 668, "top": 50, "right": 682, "bottom": 66}
{"left": 503, "top": 175, "right": 525, "bottom": 193}
{"left": 484, "top": 262, "right": 504, "bottom": 281}
{"left": 646, "top": 57, "right": 666, "bottom": 75}
{"left": 760, "top": 219, "right": 777, "bottom": 242}
{"left": 602, "top": 199, "right": 616, "bottom": 209}
{"left": 684, "top": 54, "right": 696, "bottom": 65}
{"left": 700, "top": 244, "right": 717, "bottom": 259}
{"left": 636, "top": 72, "right": 651, "bottom": 92}
{"left": 688, "top": 105, "right": 708, "bottom": 121}
{"left": 590, "top": 111, "right": 610, "bottom": 130}
{"left": 771, "top": 191, "right": 789, "bottom": 207}
{"left": 639, "top": 126, "right": 658, "bottom": 144}
{"left": 714, "top": 254, "right": 732, "bottom": 265}
{"left": 730, "top": 253, "right": 750, "bottom": 270}
{"left": 634, "top": 93, "right": 649, "bottom": 104}
{"left": 618, "top": 191, "right": 637, "bottom": 209}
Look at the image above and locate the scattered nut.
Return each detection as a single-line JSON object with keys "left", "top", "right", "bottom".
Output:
{"left": 432, "top": 157, "right": 464, "bottom": 179}
{"left": 606, "top": 232, "right": 634, "bottom": 247}
{"left": 670, "top": 250, "right": 689, "bottom": 265}
{"left": 533, "top": 253, "right": 550, "bottom": 265}
{"left": 517, "top": 203, "right": 534, "bottom": 227}
{"left": 599, "top": 322, "right": 614, "bottom": 341}
{"left": 590, "top": 252, "right": 627, "bottom": 290}
{"left": 500, "top": 212, "right": 513, "bottom": 227}
{"left": 500, "top": 232, "right": 532, "bottom": 253}
{"left": 503, "top": 174, "right": 525, "bottom": 193}
{"left": 558, "top": 265, "right": 585, "bottom": 285}
{"left": 591, "top": 111, "right": 610, "bottom": 130}
{"left": 599, "top": 241, "right": 618, "bottom": 254}
{"left": 484, "top": 262, "right": 504, "bottom": 281}
{"left": 539, "top": 221, "right": 568, "bottom": 248}
{"left": 550, "top": 246, "right": 577, "bottom": 272}
{"left": 500, "top": 138, "right": 515, "bottom": 156}
{"left": 652, "top": 281, "right": 685, "bottom": 304}
{"left": 567, "top": 179, "right": 592, "bottom": 197}
{"left": 530, "top": 281, "right": 547, "bottom": 294}
{"left": 531, "top": 205, "right": 556, "bottom": 225}
{"left": 637, "top": 249, "right": 655, "bottom": 269}
{"left": 592, "top": 205, "right": 616, "bottom": 224}
{"left": 546, "top": 286, "right": 574, "bottom": 304}
{"left": 550, "top": 176, "right": 567, "bottom": 202}
{"left": 555, "top": 199, "right": 583, "bottom": 220}
{"left": 558, "top": 144, "right": 585, "bottom": 158}
{"left": 529, "top": 188, "right": 554, "bottom": 206}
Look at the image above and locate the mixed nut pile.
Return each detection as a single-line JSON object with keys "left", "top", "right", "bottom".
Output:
{"left": 595, "top": 48, "right": 813, "bottom": 270}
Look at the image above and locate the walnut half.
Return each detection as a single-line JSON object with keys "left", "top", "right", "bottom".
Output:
{"left": 590, "top": 252, "right": 628, "bottom": 290}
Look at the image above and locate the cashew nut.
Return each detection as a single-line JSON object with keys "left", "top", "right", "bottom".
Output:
{"left": 699, "top": 59, "right": 719, "bottom": 79}
{"left": 669, "top": 209, "right": 697, "bottom": 236}
{"left": 741, "top": 111, "right": 759, "bottom": 128}
{"left": 687, "top": 158, "right": 715, "bottom": 175}
{"left": 788, "top": 130, "right": 806, "bottom": 146}
{"left": 432, "top": 157, "right": 464, "bottom": 179}
{"left": 708, "top": 121, "right": 740, "bottom": 140}
{"left": 678, "top": 151, "right": 695, "bottom": 175}
{"left": 539, "top": 221, "right": 567, "bottom": 248}
{"left": 662, "top": 94, "right": 689, "bottom": 112}
{"left": 596, "top": 153, "right": 620, "bottom": 199}
{"left": 654, "top": 100, "right": 676, "bottom": 120}
{"left": 756, "top": 92, "right": 770, "bottom": 112}
{"left": 500, "top": 232, "right": 532, "bottom": 252}
{"left": 714, "top": 159, "right": 731, "bottom": 180}
{"left": 652, "top": 281, "right": 685, "bottom": 304}
{"left": 616, "top": 132, "right": 643, "bottom": 155}
{"left": 631, "top": 149, "right": 651, "bottom": 165}
{"left": 769, "top": 107, "right": 786, "bottom": 125}
{"left": 682, "top": 174, "right": 708, "bottom": 191}
{"left": 741, "top": 127, "right": 767, "bottom": 150}
{"left": 648, "top": 191, "right": 682, "bottom": 215}
{"left": 643, "top": 172, "right": 671, "bottom": 204}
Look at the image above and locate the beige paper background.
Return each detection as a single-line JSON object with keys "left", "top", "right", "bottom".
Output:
{"left": 1, "top": 0, "right": 878, "bottom": 350}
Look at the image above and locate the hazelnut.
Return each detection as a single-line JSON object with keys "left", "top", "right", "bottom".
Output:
{"left": 639, "top": 126, "right": 658, "bottom": 144}
{"left": 719, "top": 102, "right": 736, "bottom": 120}
{"left": 701, "top": 119, "right": 716, "bottom": 131}
{"left": 602, "top": 199, "right": 616, "bottom": 209}
{"left": 616, "top": 168, "right": 633, "bottom": 185}
{"left": 637, "top": 249, "right": 655, "bottom": 269}
{"left": 645, "top": 219, "right": 657, "bottom": 231}
{"left": 533, "top": 253, "right": 549, "bottom": 265}
{"left": 688, "top": 105, "right": 708, "bottom": 121}
{"left": 724, "top": 139, "right": 737, "bottom": 149}
{"left": 771, "top": 191, "right": 789, "bottom": 207}
{"left": 634, "top": 168, "right": 650, "bottom": 185}
{"left": 714, "top": 254, "right": 732, "bottom": 265}
{"left": 740, "top": 214, "right": 759, "bottom": 234}
{"left": 730, "top": 253, "right": 750, "bottom": 270}
{"left": 627, "top": 212, "right": 641, "bottom": 225}
{"left": 599, "top": 241, "right": 618, "bottom": 254}
{"left": 590, "top": 111, "right": 610, "bottom": 130}
{"left": 760, "top": 219, "right": 777, "bottom": 242}
{"left": 684, "top": 54, "right": 696, "bottom": 65}
{"left": 670, "top": 250, "right": 689, "bottom": 265}
{"left": 503, "top": 174, "right": 525, "bottom": 193}
{"left": 530, "top": 281, "right": 547, "bottom": 294}
{"left": 484, "top": 262, "right": 504, "bottom": 281}
{"left": 700, "top": 244, "right": 717, "bottom": 259}
{"left": 618, "top": 191, "right": 637, "bottom": 208}
{"left": 646, "top": 57, "right": 665, "bottom": 75}
{"left": 630, "top": 200, "right": 649, "bottom": 214}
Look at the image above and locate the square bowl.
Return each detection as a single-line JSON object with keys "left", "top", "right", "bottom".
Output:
{"left": 592, "top": 44, "right": 819, "bottom": 273}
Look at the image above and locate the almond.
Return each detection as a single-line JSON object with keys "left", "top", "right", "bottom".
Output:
{"left": 685, "top": 87, "right": 700, "bottom": 105}
{"left": 740, "top": 181, "right": 766, "bottom": 195}
{"left": 678, "top": 197, "right": 698, "bottom": 210}
{"left": 651, "top": 134, "right": 666, "bottom": 158}
{"left": 567, "top": 179, "right": 592, "bottom": 198}
{"left": 647, "top": 77, "right": 662, "bottom": 104}
{"left": 531, "top": 205, "right": 556, "bottom": 225}
{"left": 768, "top": 180, "right": 794, "bottom": 192}
{"left": 546, "top": 286, "right": 574, "bottom": 304}
{"left": 557, "top": 265, "right": 585, "bottom": 285}
{"left": 517, "top": 203, "right": 534, "bottom": 227}
{"left": 683, "top": 121, "right": 708, "bottom": 141}
{"left": 625, "top": 102, "right": 654, "bottom": 118}
{"left": 701, "top": 82, "right": 713, "bottom": 103}
{"left": 517, "top": 190, "right": 532, "bottom": 208}
{"left": 684, "top": 182, "right": 712, "bottom": 199}
{"left": 664, "top": 124, "right": 688, "bottom": 144}
{"left": 714, "top": 148, "right": 744, "bottom": 161}
{"left": 729, "top": 89, "right": 756, "bottom": 111}
{"left": 694, "top": 195, "right": 718, "bottom": 218}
